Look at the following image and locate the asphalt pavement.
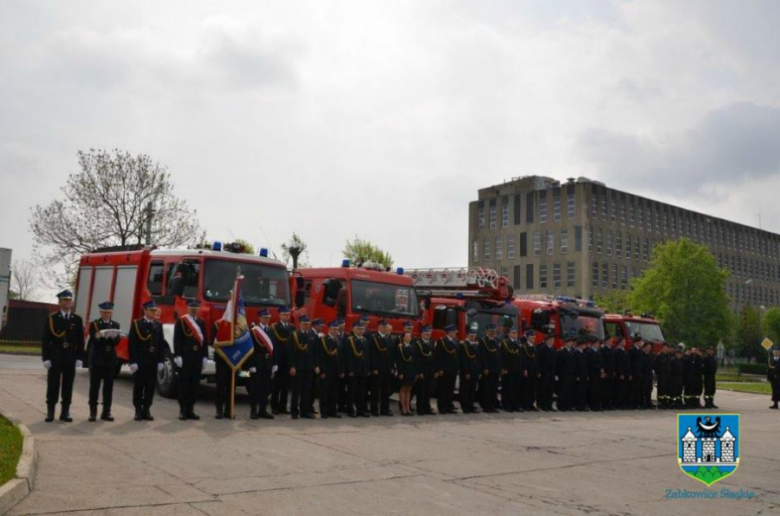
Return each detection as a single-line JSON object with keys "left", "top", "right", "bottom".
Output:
{"left": 0, "top": 353, "right": 778, "bottom": 516}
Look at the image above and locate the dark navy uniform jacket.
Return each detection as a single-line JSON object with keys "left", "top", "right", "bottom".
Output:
{"left": 128, "top": 317, "right": 165, "bottom": 368}
{"left": 88, "top": 318, "right": 120, "bottom": 367}
{"left": 42, "top": 311, "right": 85, "bottom": 364}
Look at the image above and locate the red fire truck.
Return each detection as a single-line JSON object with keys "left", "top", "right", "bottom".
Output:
{"left": 513, "top": 295, "right": 605, "bottom": 348}
{"left": 73, "top": 243, "right": 290, "bottom": 397}
{"left": 603, "top": 313, "right": 666, "bottom": 352}
{"left": 405, "top": 268, "right": 519, "bottom": 340}
{"left": 290, "top": 260, "right": 421, "bottom": 333}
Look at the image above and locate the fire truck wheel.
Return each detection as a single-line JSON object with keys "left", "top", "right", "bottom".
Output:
{"left": 156, "top": 352, "right": 178, "bottom": 399}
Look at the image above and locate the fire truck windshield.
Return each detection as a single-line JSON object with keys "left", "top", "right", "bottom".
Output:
{"left": 625, "top": 321, "right": 665, "bottom": 343}
{"left": 351, "top": 280, "right": 419, "bottom": 318}
{"left": 467, "top": 306, "right": 519, "bottom": 338}
{"left": 203, "top": 259, "right": 290, "bottom": 306}
{"left": 560, "top": 313, "right": 605, "bottom": 340}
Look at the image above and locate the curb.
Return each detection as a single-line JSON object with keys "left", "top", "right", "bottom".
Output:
{"left": 0, "top": 418, "right": 37, "bottom": 515}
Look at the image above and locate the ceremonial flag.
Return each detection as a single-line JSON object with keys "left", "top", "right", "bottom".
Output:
{"left": 213, "top": 276, "right": 255, "bottom": 372}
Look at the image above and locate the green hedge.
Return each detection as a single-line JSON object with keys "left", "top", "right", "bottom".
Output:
{"left": 0, "top": 415, "right": 23, "bottom": 486}
{"left": 737, "top": 363, "right": 769, "bottom": 375}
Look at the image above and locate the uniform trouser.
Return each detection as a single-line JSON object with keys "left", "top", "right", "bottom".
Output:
{"left": 670, "top": 378, "right": 683, "bottom": 406}
{"left": 89, "top": 365, "right": 114, "bottom": 411}
{"left": 338, "top": 376, "right": 349, "bottom": 411}
{"left": 347, "top": 375, "right": 368, "bottom": 414}
{"left": 588, "top": 376, "right": 602, "bottom": 410}
{"left": 132, "top": 366, "right": 156, "bottom": 410}
{"left": 644, "top": 375, "right": 654, "bottom": 407}
{"left": 271, "top": 365, "right": 289, "bottom": 412}
{"left": 558, "top": 376, "right": 576, "bottom": 410}
{"left": 214, "top": 359, "right": 232, "bottom": 414}
{"left": 290, "top": 370, "right": 313, "bottom": 416}
{"left": 47, "top": 361, "right": 76, "bottom": 407}
{"left": 250, "top": 369, "right": 271, "bottom": 411}
{"left": 414, "top": 375, "right": 433, "bottom": 413}
{"left": 657, "top": 374, "right": 669, "bottom": 405}
{"left": 576, "top": 378, "right": 588, "bottom": 409}
{"left": 771, "top": 376, "right": 780, "bottom": 402}
{"left": 631, "top": 373, "right": 644, "bottom": 407}
{"left": 437, "top": 373, "right": 456, "bottom": 412}
{"left": 538, "top": 373, "right": 553, "bottom": 409}
{"left": 460, "top": 374, "right": 477, "bottom": 411}
{"left": 480, "top": 373, "right": 498, "bottom": 410}
{"left": 691, "top": 380, "right": 703, "bottom": 405}
{"left": 617, "top": 377, "right": 630, "bottom": 408}
{"left": 370, "top": 373, "right": 391, "bottom": 414}
{"left": 319, "top": 374, "right": 339, "bottom": 416}
{"left": 177, "top": 362, "right": 201, "bottom": 413}
{"left": 522, "top": 374, "right": 537, "bottom": 409}
{"left": 703, "top": 375, "right": 716, "bottom": 403}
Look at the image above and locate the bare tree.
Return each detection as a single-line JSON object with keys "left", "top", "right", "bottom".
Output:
{"left": 281, "top": 232, "right": 310, "bottom": 269}
{"left": 11, "top": 259, "right": 40, "bottom": 301}
{"left": 30, "top": 149, "right": 205, "bottom": 285}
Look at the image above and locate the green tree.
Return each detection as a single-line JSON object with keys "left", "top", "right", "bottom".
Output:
{"left": 281, "top": 232, "right": 310, "bottom": 269}
{"left": 737, "top": 305, "right": 763, "bottom": 359}
{"left": 594, "top": 290, "right": 632, "bottom": 314}
{"left": 233, "top": 239, "right": 255, "bottom": 255}
{"left": 343, "top": 236, "right": 394, "bottom": 269}
{"left": 761, "top": 307, "right": 780, "bottom": 348}
{"left": 630, "top": 238, "right": 730, "bottom": 348}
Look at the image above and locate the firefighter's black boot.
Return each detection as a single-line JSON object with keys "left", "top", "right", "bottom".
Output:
{"left": 59, "top": 404, "right": 73, "bottom": 423}
{"left": 45, "top": 404, "right": 55, "bottom": 423}
{"left": 88, "top": 405, "right": 98, "bottom": 422}
{"left": 250, "top": 405, "right": 259, "bottom": 420}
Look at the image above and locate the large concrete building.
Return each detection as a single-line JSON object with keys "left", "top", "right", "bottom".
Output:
{"left": 468, "top": 176, "right": 780, "bottom": 310}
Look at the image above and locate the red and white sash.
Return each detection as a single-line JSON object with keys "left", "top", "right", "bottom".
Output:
{"left": 182, "top": 315, "right": 204, "bottom": 345}
{"left": 252, "top": 325, "right": 274, "bottom": 356}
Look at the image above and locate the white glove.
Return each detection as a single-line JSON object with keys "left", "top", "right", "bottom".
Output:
{"left": 249, "top": 367, "right": 257, "bottom": 373}
{"left": 174, "top": 356, "right": 183, "bottom": 368}
{"left": 157, "top": 363, "right": 164, "bottom": 373}
{"left": 202, "top": 358, "right": 208, "bottom": 370}
{"left": 272, "top": 365, "right": 279, "bottom": 373}
{"left": 43, "top": 360, "right": 52, "bottom": 370}
{"left": 75, "top": 360, "right": 83, "bottom": 368}
{"left": 129, "top": 363, "right": 139, "bottom": 374}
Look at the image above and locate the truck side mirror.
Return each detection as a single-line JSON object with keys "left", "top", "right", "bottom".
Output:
{"left": 322, "top": 279, "right": 341, "bottom": 307}
{"left": 169, "top": 275, "right": 184, "bottom": 297}
{"left": 295, "top": 290, "right": 305, "bottom": 309}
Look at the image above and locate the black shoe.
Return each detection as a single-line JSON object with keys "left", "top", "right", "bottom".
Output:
{"left": 101, "top": 412, "right": 114, "bottom": 422}
{"left": 302, "top": 413, "right": 316, "bottom": 419}
{"left": 179, "top": 412, "right": 188, "bottom": 421}
{"left": 361, "top": 412, "right": 371, "bottom": 418}
{"left": 134, "top": 410, "right": 143, "bottom": 421}
{"left": 215, "top": 412, "right": 224, "bottom": 419}
{"left": 292, "top": 414, "right": 300, "bottom": 420}
{"left": 321, "top": 414, "right": 329, "bottom": 419}
{"left": 89, "top": 407, "right": 97, "bottom": 422}
{"left": 45, "top": 405, "right": 55, "bottom": 423}
{"left": 187, "top": 412, "right": 200, "bottom": 420}
{"left": 380, "top": 411, "right": 394, "bottom": 417}
{"left": 250, "top": 406, "right": 259, "bottom": 420}
{"left": 59, "top": 407, "right": 73, "bottom": 423}
{"left": 259, "top": 411, "right": 274, "bottom": 420}
{"left": 143, "top": 409, "right": 154, "bottom": 421}
{"left": 348, "top": 413, "right": 358, "bottom": 418}
{"left": 272, "top": 408, "right": 279, "bottom": 415}
{"left": 371, "top": 411, "right": 380, "bottom": 417}
{"left": 278, "top": 409, "right": 290, "bottom": 415}
{"left": 330, "top": 413, "right": 342, "bottom": 419}
{"left": 711, "top": 404, "right": 719, "bottom": 409}
{"left": 427, "top": 410, "right": 437, "bottom": 415}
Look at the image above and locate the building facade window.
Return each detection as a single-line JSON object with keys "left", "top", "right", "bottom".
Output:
{"left": 643, "top": 239, "right": 649, "bottom": 262}
{"left": 520, "top": 232, "right": 528, "bottom": 257}
{"left": 540, "top": 193, "right": 548, "bottom": 223}
{"left": 478, "top": 203, "right": 485, "bottom": 228}
{"left": 629, "top": 201, "right": 635, "bottom": 227}
{"left": 473, "top": 240, "right": 479, "bottom": 262}
{"left": 553, "top": 263, "right": 562, "bottom": 288}
{"left": 626, "top": 235, "right": 632, "bottom": 259}
{"left": 634, "top": 236, "right": 640, "bottom": 260}
{"left": 568, "top": 192, "right": 576, "bottom": 219}
{"left": 553, "top": 193, "right": 561, "bottom": 222}
{"left": 602, "top": 263, "right": 608, "bottom": 289}
{"left": 546, "top": 230, "right": 554, "bottom": 255}
{"left": 610, "top": 194, "right": 617, "bottom": 222}
{"left": 567, "top": 261, "right": 576, "bottom": 288}
{"left": 495, "top": 236, "right": 502, "bottom": 261}
{"left": 616, "top": 232, "right": 622, "bottom": 259}
{"left": 591, "top": 193, "right": 598, "bottom": 218}
{"left": 597, "top": 228, "right": 603, "bottom": 254}
{"left": 513, "top": 195, "right": 521, "bottom": 225}
{"left": 612, "top": 263, "right": 618, "bottom": 289}
{"left": 592, "top": 261, "right": 599, "bottom": 288}
{"left": 526, "top": 192, "right": 535, "bottom": 224}
{"left": 561, "top": 229, "right": 569, "bottom": 254}
{"left": 638, "top": 204, "right": 643, "bottom": 228}
{"left": 621, "top": 265, "right": 628, "bottom": 289}
{"left": 589, "top": 227, "right": 593, "bottom": 252}
{"left": 484, "top": 239, "right": 491, "bottom": 261}
{"left": 540, "top": 263, "right": 548, "bottom": 289}
{"left": 508, "top": 235, "right": 515, "bottom": 260}
{"left": 489, "top": 201, "right": 497, "bottom": 229}
{"left": 601, "top": 197, "right": 607, "bottom": 221}
{"left": 620, "top": 202, "right": 626, "bottom": 225}
{"left": 502, "top": 198, "right": 509, "bottom": 228}
{"left": 526, "top": 264, "right": 534, "bottom": 289}
{"left": 606, "top": 230, "right": 613, "bottom": 256}
{"left": 513, "top": 265, "right": 521, "bottom": 289}
{"left": 575, "top": 226, "right": 583, "bottom": 252}
{"left": 533, "top": 230, "right": 541, "bottom": 256}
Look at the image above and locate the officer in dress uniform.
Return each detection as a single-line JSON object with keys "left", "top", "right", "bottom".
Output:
{"left": 459, "top": 326, "right": 481, "bottom": 414}
{"left": 599, "top": 336, "right": 615, "bottom": 410}
{"left": 653, "top": 343, "right": 671, "bottom": 409}
{"left": 212, "top": 319, "right": 233, "bottom": 420}
{"left": 289, "top": 316, "right": 316, "bottom": 420}
{"left": 128, "top": 300, "right": 165, "bottom": 421}
{"left": 536, "top": 329, "right": 557, "bottom": 412}
{"left": 555, "top": 331, "right": 578, "bottom": 411}
{"left": 769, "top": 348, "right": 780, "bottom": 409}
{"left": 628, "top": 335, "right": 644, "bottom": 409}
{"left": 614, "top": 336, "right": 630, "bottom": 409}
{"left": 586, "top": 335, "right": 605, "bottom": 411}
{"left": 336, "top": 319, "right": 350, "bottom": 414}
{"left": 42, "top": 290, "right": 84, "bottom": 423}
{"left": 641, "top": 341, "right": 654, "bottom": 409}
{"left": 669, "top": 346, "right": 685, "bottom": 408}
{"left": 689, "top": 347, "right": 704, "bottom": 408}
{"left": 369, "top": 320, "right": 395, "bottom": 416}
{"left": 521, "top": 330, "right": 539, "bottom": 412}
{"left": 413, "top": 325, "right": 436, "bottom": 416}
{"left": 308, "top": 318, "right": 325, "bottom": 415}
{"left": 87, "top": 301, "right": 120, "bottom": 422}
{"left": 173, "top": 300, "right": 207, "bottom": 421}
{"left": 345, "top": 322, "right": 371, "bottom": 417}
{"left": 479, "top": 323, "right": 501, "bottom": 413}
{"left": 435, "top": 325, "right": 460, "bottom": 414}
{"left": 317, "top": 321, "right": 344, "bottom": 419}
{"left": 248, "top": 309, "right": 276, "bottom": 420}
{"left": 702, "top": 346, "right": 718, "bottom": 409}
{"left": 500, "top": 327, "right": 523, "bottom": 412}
{"left": 270, "top": 307, "right": 293, "bottom": 415}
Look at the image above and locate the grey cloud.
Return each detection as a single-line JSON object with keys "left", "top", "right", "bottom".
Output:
{"left": 577, "top": 102, "right": 780, "bottom": 196}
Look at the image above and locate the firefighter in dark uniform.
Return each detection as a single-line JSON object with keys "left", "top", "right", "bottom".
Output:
{"left": 555, "top": 331, "right": 577, "bottom": 411}
{"left": 173, "top": 300, "right": 207, "bottom": 421}
{"left": 652, "top": 343, "right": 670, "bottom": 409}
{"left": 521, "top": 330, "right": 539, "bottom": 411}
{"left": 317, "top": 321, "right": 344, "bottom": 418}
{"left": 435, "top": 325, "right": 460, "bottom": 414}
{"left": 212, "top": 320, "right": 233, "bottom": 420}
{"left": 574, "top": 335, "right": 589, "bottom": 411}
{"left": 345, "top": 322, "right": 371, "bottom": 417}
{"left": 628, "top": 336, "right": 644, "bottom": 409}
{"left": 702, "top": 345, "right": 718, "bottom": 409}
{"left": 769, "top": 348, "right": 780, "bottom": 409}
{"left": 683, "top": 347, "right": 701, "bottom": 408}
{"left": 614, "top": 336, "right": 630, "bottom": 409}
{"left": 42, "top": 290, "right": 84, "bottom": 423}
{"left": 640, "top": 341, "right": 654, "bottom": 409}
{"left": 479, "top": 323, "right": 501, "bottom": 413}
{"left": 500, "top": 327, "right": 522, "bottom": 412}
{"left": 689, "top": 347, "right": 704, "bottom": 408}
{"left": 248, "top": 309, "right": 276, "bottom": 420}
{"left": 586, "top": 336, "right": 605, "bottom": 411}
{"left": 87, "top": 301, "right": 120, "bottom": 422}
{"left": 337, "top": 319, "right": 350, "bottom": 414}
{"left": 599, "top": 336, "right": 615, "bottom": 410}
{"left": 459, "top": 326, "right": 481, "bottom": 414}
{"left": 369, "top": 320, "right": 394, "bottom": 416}
{"left": 289, "top": 316, "right": 315, "bottom": 419}
{"left": 270, "top": 307, "right": 293, "bottom": 415}
{"left": 413, "top": 325, "right": 436, "bottom": 415}
{"left": 537, "top": 329, "right": 557, "bottom": 412}
{"left": 669, "top": 346, "right": 685, "bottom": 408}
{"left": 128, "top": 300, "right": 165, "bottom": 421}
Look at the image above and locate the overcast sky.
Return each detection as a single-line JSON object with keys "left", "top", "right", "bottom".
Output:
{"left": 2, "top": 1, "right": 780, "bottom": 300}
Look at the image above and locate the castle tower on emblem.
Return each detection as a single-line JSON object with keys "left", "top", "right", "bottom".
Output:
{"left": 720, "top": 427, "right": 735, "bottom": 463}
{"left": 679, "top": 417, "right": 738, "bottom": 465}
{"left": 681, "top": 428, "right": 697, "bottom": 463}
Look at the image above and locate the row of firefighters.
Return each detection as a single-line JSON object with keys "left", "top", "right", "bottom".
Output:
{"left": 41, "top": 290, "right": 762, "bottom": 423}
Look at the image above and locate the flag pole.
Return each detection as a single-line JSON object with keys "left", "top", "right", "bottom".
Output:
{"left": 230, "top": 369, "right": 236, "bottom": 419}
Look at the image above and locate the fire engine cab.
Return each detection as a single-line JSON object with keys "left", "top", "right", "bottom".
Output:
{"left": 513, "top": 295, "right": 605, "bottom": 348}
{"left": 73, "top": 243, "right": 290, "bottom": 398}
{"left": 405, "top": 268, "right": 519, "bottom": 340}
{"left": 603, "top": 312, "right": 666, "bottom": 352}
{"left": 290, "top": 261, "right": 421, "bottom": 333}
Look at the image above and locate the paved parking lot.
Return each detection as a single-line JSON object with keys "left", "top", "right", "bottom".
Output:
{"left": 1, "top": 354, "right": 778, "bottom": 515}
